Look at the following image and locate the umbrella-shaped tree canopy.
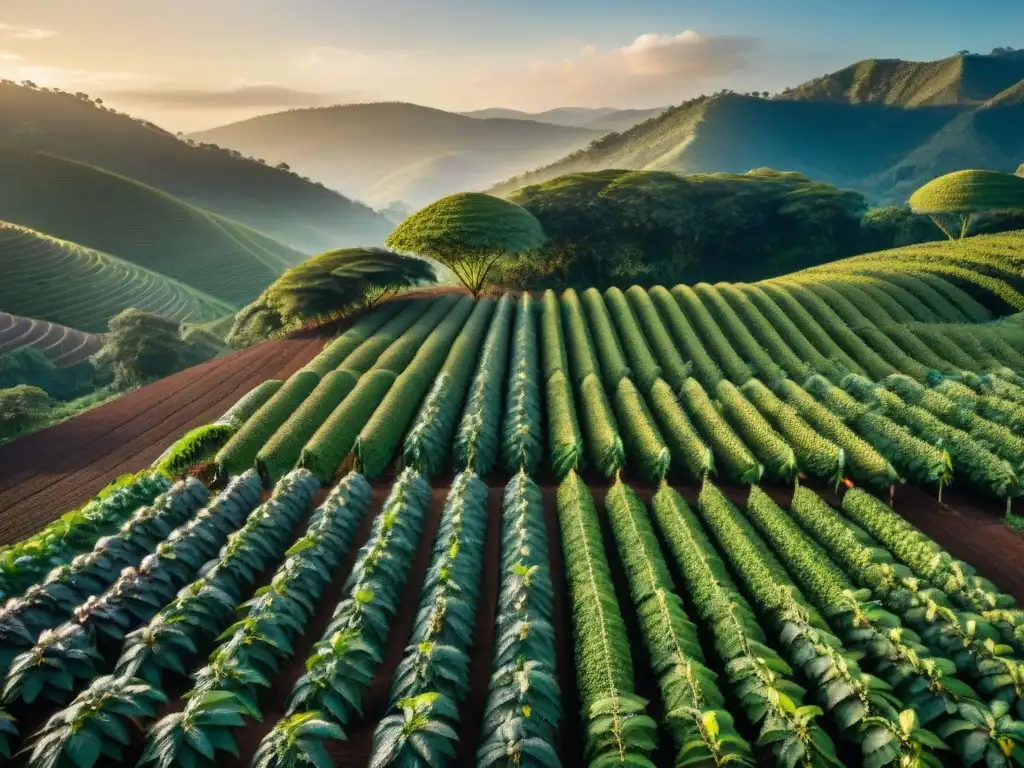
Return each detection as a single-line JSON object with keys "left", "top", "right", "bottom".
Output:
{"left": 910, "top": 170, "right": 1024, "bottom": 239}
{"left": 385, "top": 192, "right": 545, "bottom": 295}
{"left": 227, "top": 247, "right": 435, "bottom": 346}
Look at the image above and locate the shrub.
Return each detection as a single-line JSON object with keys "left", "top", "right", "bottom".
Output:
{"left": 0, "top": 384, "right": 52, "bottom": 439}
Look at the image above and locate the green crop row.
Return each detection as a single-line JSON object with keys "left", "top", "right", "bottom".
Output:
{"left": 254, "top": 468, "right": 431, "bottom": 767}
{"left": 716, "top": 380, "right": 796, "bottom": 482}
{"left": 454, "top": 295, "right": 514, "bottom": 476}
{"left": 673, "top": 284, "right": 753, "bottom": 384}
{"left": 215, "top": 369, "right": 321, "bottom": 479}
{"left": 556, "top": 472, "right": 658, "bottom": 768}
{"left": 604, "top": 287, "right": 662, "bottom": 392}
{"left": 613, "top": 377, "right": 670, "bottom": 481}
{"left": 624, "top": 286, "right": 691, "bottom": 391}
{"left": 369, "top": 471, "right": 488, "bottom": 766}
{"left": 301, "top": 301, "right": 405, "bottom": 378}
{"left": 580, "top": 287, "right": 630, "bottom": 389}
{"left": 650, "top": 485, "right": 841, "bottom": 768}
{"left": 716, "top": 283, "right": 814, "bottom": 381}
{"left": 650, "top": 286, "right": 723, "bottom": 390}
{"left": 500, "top": 293, "right": 543, "bottom": 475}
{"left": 680, "top": 378, "right": 761, "bottom": 484}
{"left": 697, "top": 482, "right": 927, "bottom": 768}
{"left": 477, "top": 472, "right": 560, "bottom": 768}
{"left": 354, "top": 295, "right": 478, "bottom": 477}
{"left": 695, "top": 283, "right": 787, "bottom": 381}
{"left": 403, "top": 299, "right": 496, "bottom": 477}
{"left": 741, "top": 379, "right": 843, "bottom": 484}
{"left": 605, "top": 481, "right": 753, "bottom": 766}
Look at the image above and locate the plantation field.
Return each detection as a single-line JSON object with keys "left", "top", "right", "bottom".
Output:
{"left": 0, "top": 222, "right": 232, "bottom": 332}
{"left": 0, "top": 146, "right": 308, "bottom": 308}
{"left": 0, "top": 311, "right": 101, "bottom": 367}
{"left": 3, "top": 273, "right": 1024, "bottom": 768}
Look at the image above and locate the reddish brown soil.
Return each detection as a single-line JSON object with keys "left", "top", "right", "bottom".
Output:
{"left": 0, "top": 332, "right": 328, "bottom": 545}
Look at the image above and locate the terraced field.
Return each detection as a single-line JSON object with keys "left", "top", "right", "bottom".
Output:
{"left": 0, "top": 311, "right": 102, "bottom": 367}
{"left": 0, "top": 146, "right": 307, "bottom": 307}
{"left": 3, "top": 269, "right": 1024, "bottom": 768}
{"left": 0, "top": 222, "right": 231, "bottom": 332}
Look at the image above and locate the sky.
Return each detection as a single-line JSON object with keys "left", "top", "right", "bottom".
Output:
{"left": 1, "top": 0, "right": 1020, "bottom": 131}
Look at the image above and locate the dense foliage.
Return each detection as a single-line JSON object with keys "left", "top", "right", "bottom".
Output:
{"left": 92, "top": 309, "right": 220, "bottom": 387}
{"left": 504, "top": 169, "right": 868, "bottom": 290}
{"left": 228, "top": 248, "right": 436, "bottom": 346}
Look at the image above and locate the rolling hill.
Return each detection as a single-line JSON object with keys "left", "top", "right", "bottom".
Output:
{"left": 190, "top": 102, "right": 601, "bottom": 207}
{"left": 489, "top": 51, "right": 1024, "bottom": 204}
{"left": 0, "top": 82, "right": 392, "bottom": 252}
{"left": 0, "top": 221, "right": 230, "bottom": 333}
{"left": 0, "top": 311, "right": 102, "bottom": 367}
{"left": 0, "top": 146, "right": 307, "bottom": 307}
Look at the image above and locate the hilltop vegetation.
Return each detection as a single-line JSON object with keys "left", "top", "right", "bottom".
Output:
{"left": 490, "top": 51, "right": 1024, "bottom": 204}
{"left": 0, "top": 81, "right": 392, "bottom": 252}
{"left": 0, "top": 221, "right": 230, "bottom": 332}
{"left": 499, "top": 169, "right": 870, "bottom": 289}
{"left": 190, "top": 102, "right": 600, "bottom": 207}
{"left": 0, "top": 146, "right": 305, "bottom": 307}
{"left": 228, "top": 248, "right": 436, "bottom": 346}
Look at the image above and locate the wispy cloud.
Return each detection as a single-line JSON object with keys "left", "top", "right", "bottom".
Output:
{"left": 0, "top": 22, "right": 56, "bottom": 41}
{"left": 106, "top": 83, "right": 334, "bottom": 110}
{"left": 297, "top": 30, "right": 757, "bottom": 111}
{"left": 489, "top": 31, "right": 758, "bottom": 107}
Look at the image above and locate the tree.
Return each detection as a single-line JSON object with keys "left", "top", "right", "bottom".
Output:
{"left": 386, "top": 192, "right": 545, "bottom": 296}
{"left": 227, "top": 247, "right": 436, "bottom": 346}
{"left": 91, "top": 309, "right": 194, "bottom": 386}
{"left": 0, "top": 385, "right": 52, "bottom": 440}
{"left": 909, "top": 169, "right": 1024, "bottom": 240}
{"left": 274, "top": 161, "right": 291, "bottom": 172}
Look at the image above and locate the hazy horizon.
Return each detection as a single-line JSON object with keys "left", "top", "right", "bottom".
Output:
{"left": 1, "top": 0, "right": 1020, "bottom": 132}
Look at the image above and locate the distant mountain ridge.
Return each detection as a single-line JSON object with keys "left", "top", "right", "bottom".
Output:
{"left": 462, "top": 106, "right": 667, "bottom": 131}
{"left": 0, "top": 81, "right": 392, "bottom": 253}
{"left": 190, "top": 102, "right": 601, "bottom": 207}
{"left": 489, "top": 51, "right": 1024, "bottom": 204}
{"left": 777, "top": 51, "right": 1024, "bottom": 106}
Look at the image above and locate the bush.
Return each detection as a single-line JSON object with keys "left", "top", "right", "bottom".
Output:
{"left": 91, "top": 309, "right": 217, "bottom": 387}
{"left": 0, "top": 348, "right": 101, "bottom": 401}
{"left": 0, "top": 385, "right": 53, "bottom": 440}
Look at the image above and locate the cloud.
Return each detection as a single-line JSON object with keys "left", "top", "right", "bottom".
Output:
{"left": 484, "top": 30, "right": 758, "bottom": 107}
{"left": 105, "top": 83, "right": 334, "bottom": 110}
{"left": 0, "top": 22, "right": 56, "bottom": 41}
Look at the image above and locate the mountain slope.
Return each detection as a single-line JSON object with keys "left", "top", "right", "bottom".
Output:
{"left": 777, "top": 52, "right": 1024, "bottom": 106}
{"left": 190, "top": 102, "right": 600, "bottom": 207}
{"left": 0, "top": 146, "right": 305, "bottom": 306}
{"left": 0, "top": 222, "right": 230, "bottom": 332}
{"left": 0, "top": 82, "right": 392, "bottom": 252}
{"left": 490, "top": 52, "right": 1024, "bottom": 204}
